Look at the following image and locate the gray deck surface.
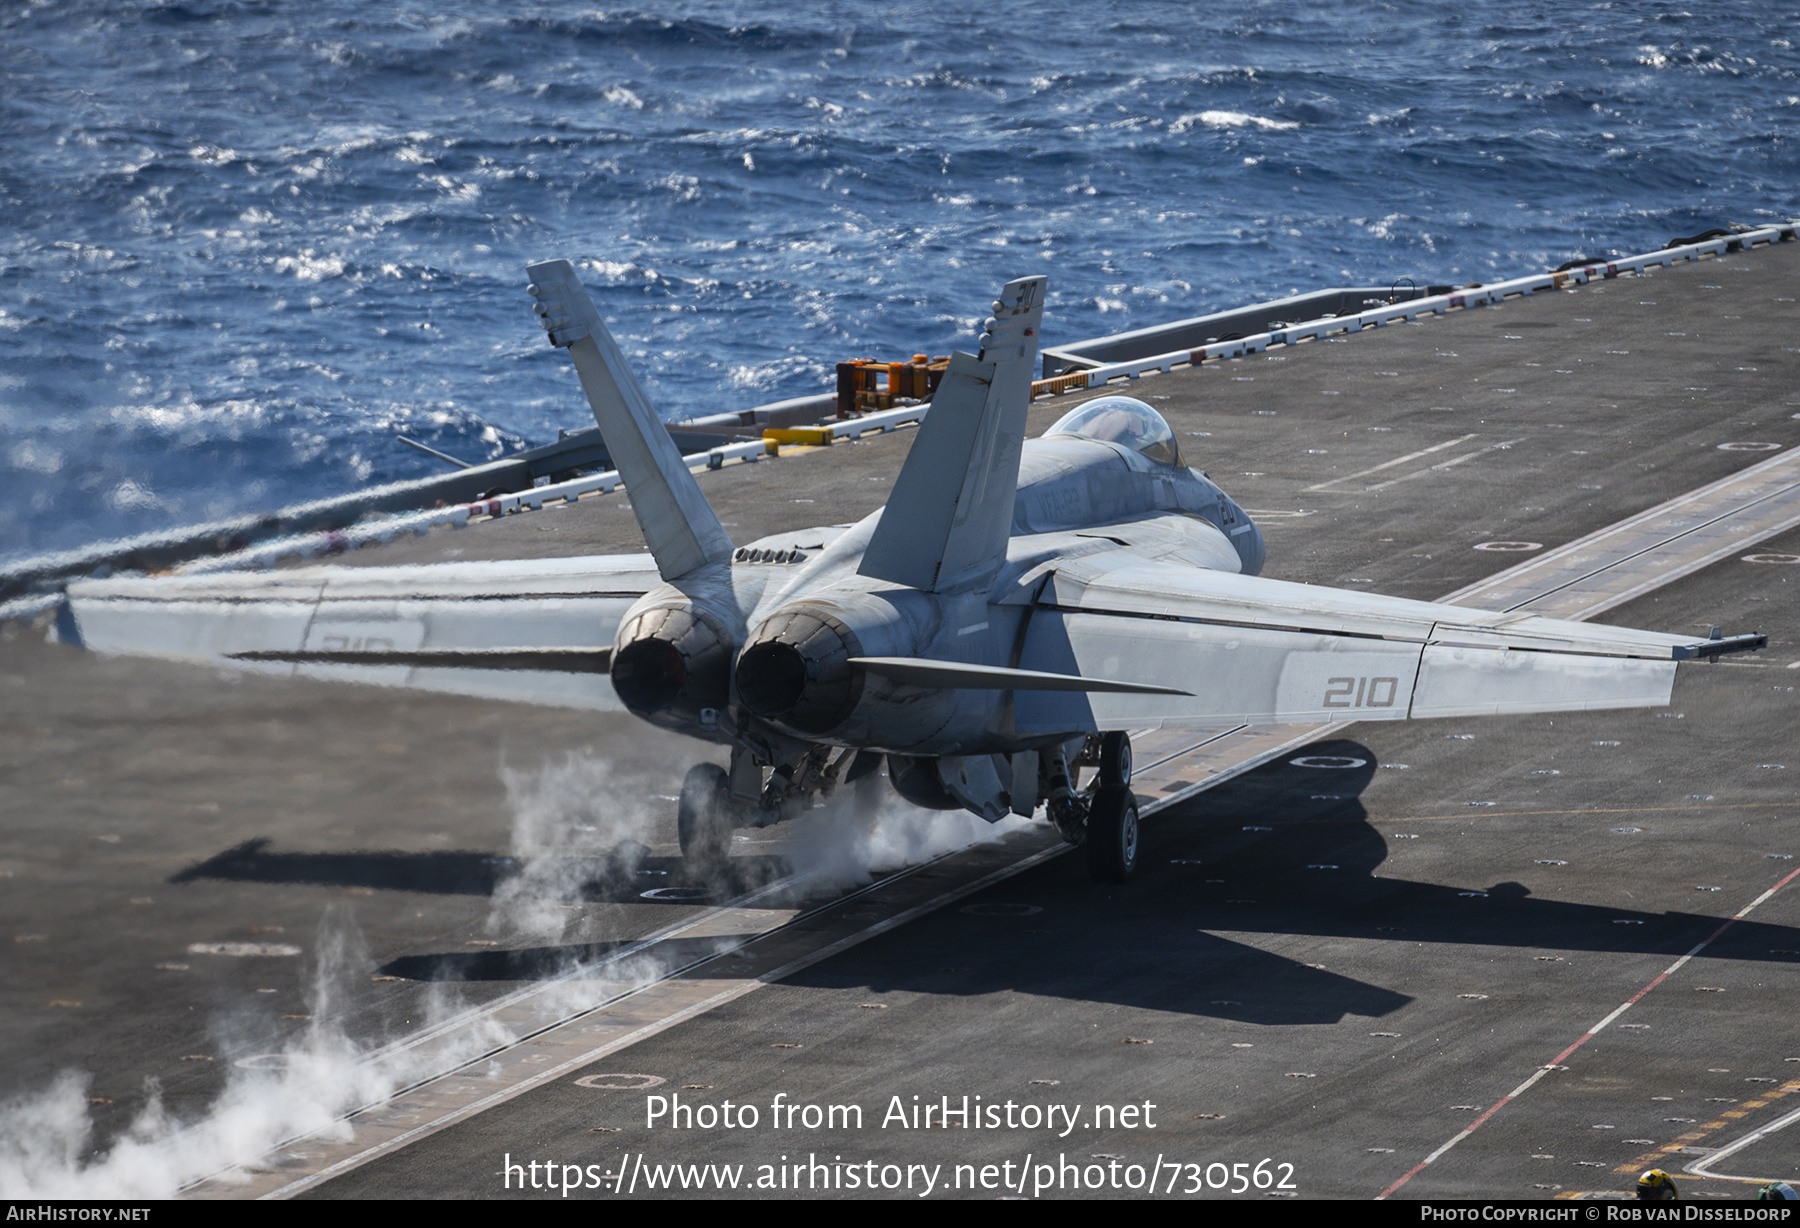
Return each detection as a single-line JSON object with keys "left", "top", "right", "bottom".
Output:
{"left": 3, "top": 239, "right": 1797, "bottom": 1200}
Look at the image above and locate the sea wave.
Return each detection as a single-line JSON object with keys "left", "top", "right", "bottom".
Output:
{"left": 1, "top": 0, "right": 1796, "bottom": 561}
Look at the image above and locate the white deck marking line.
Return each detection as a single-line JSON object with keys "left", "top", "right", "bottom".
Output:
{"left": 1685, "top": 1101, "right": 1800, "bottom": 1185}
{"left": 1609, "top": 1075, "right": 1800, "bottom": 1183}
{"left": 1131, "top": 724, "right": 1251, "bottom": 776}
{"left": 1303, "top": 435, "right": 1479, "bottom": 492}
{"left": 256, "top": 840, "right": 1071, "bottom": 1200}
{"left": 1552, "top": 492, "right": 1800, "bottom": 621}
{"left": 1444, "top": 445, "right": 1800, "bottom": 611}
{"left": 179, "top": 864, "right": 902, "bottom": 1194}
{"left": 1498, "top": 474, "right": 1800, "bottom": 617}
{"left": 1138, "top": 725, "right": 1335, "bottom": 815}
{"left": 1360, "top": 438, "right": 1528, "bottom": 493}
{"left": 1376, "top": 864, "right": 1800, "bottom": 1200}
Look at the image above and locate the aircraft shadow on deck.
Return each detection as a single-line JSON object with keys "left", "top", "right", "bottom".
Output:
{"left": 168, "top": 837, "right": 792, "bottom": 903}
{"left": 167, "top": 740, "right": 1798, "bottom": 1021}
{"left": 1133, "top": 739, "right": 1800, "bottom": 962}
{"left": 786, "top": 738, "right": 1800, "bottom": 1025}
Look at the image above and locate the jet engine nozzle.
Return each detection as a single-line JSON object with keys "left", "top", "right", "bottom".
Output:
{"left": 611, "top": 603, "right": 732, "bottom": 727}
{"left": 735, "top": 609, "right": 865, "bottom": 736}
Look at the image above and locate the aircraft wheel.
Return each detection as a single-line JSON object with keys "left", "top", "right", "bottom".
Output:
{"left": 1085, "top": 783, "right": 1139, "bottom": 884}
{"left": 677, "top": 762, "right": 734, "bottom": 863}
{"left": 1099, "top": 731, "right": 1132, "bottom": 787}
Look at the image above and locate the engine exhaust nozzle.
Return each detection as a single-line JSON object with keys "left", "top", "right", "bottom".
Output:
{"left": 611, "top": 604, "right": 732, "bottom": 725}
{"left": 735, "top": 609, "right": 864, "bottom": 736}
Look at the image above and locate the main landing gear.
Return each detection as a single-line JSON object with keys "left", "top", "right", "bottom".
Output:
{"left": 679, "top": 733, "right": 1142, "bottom": 885}
{"left": 676, "top": 744, "right": 880, "bottom": 866}
{"left": 676, "top": 762, "right": 743, "bottom": 863}
{"left": 1047, "top": 732, "right": 1140, "bottom": 885}
{"left": 1084, "top": 732, "right": 1138, "bottom": 884}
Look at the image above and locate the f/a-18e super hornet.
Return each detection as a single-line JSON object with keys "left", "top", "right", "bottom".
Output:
{"left": 64, "top": 261, "right": 1764, "bottom": 882}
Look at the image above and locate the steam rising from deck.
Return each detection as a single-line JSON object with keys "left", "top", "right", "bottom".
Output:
{"left": 0, "top": 752, "right": 1020, "bottom": 1197}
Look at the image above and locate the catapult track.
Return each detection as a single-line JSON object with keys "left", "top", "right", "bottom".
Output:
{"left": 4, "top": 234, "right": 1798, "bottom": 1200}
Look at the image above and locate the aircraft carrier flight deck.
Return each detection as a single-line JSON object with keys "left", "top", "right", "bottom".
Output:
{"left": 3, "top": 234, "right": 1798, "bottom": 1201}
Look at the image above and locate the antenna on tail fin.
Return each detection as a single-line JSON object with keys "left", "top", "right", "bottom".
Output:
{"left": 525, "top": 259, "right": 734, "bottom": 582}
{"left": 857, "top": 275, "right": 1047, "bottom": 594}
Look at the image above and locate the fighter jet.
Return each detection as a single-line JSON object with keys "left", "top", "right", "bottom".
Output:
{"left": 63, "top": 261, "right": 1765, "bottom": 883}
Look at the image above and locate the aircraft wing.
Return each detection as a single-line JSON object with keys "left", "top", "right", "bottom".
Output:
{"left": 63, "top": 555, "right": 660, "bottom": 711}
{"left": 1011, "top": 555, "right": 1763, "bottom": 734}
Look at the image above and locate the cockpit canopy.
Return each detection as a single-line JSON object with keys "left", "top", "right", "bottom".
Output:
{"left": 1044, "top": 396, "right": 1182, "bottom": 466}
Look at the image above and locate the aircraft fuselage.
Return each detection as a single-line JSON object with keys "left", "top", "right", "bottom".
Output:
{"left": 610, "top": 432, "right": 1262, "bottom": 767}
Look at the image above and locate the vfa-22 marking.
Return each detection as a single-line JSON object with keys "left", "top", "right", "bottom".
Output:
{"left": 1323, "top": 676, "right": 1402, "bottom": 709}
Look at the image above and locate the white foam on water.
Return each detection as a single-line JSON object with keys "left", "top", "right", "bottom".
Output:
{"left": 1170, "top": 110, "right": 1300, "bottom": 132}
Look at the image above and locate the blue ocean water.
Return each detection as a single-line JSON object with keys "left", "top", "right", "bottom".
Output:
{"left": 3, "top": 1, "right": 1796, "bottom": 563}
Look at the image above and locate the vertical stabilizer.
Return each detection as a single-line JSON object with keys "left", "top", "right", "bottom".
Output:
{"left": 525, "top": 259, "right": 734, "bottom": 582}
{"left": 857, "top": 275, "right": 1047, "bottom": 593}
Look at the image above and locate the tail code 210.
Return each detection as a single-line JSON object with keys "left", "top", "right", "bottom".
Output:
{"left": 1323, "top": 677, "right": 1401, "bottom": 708}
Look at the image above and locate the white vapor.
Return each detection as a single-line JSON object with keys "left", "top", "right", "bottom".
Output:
{"left": 487, "top": 751, "right": 662, "bottom": 939}
{"left": 0, "top": 753, "right": 1033, "bottom": 1197}
{"left": 784, "top": 770, "right": 1033, "bottom": 891}
{"left": 0, "top": 907, "right": 406, "bottom": 1198}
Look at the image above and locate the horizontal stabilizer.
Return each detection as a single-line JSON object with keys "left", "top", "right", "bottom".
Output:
{"left": 229, "top": 647, "right": 612, "bottom": 673}
{"left": 850, "top": 656, "right": 1190, "bottom": 696}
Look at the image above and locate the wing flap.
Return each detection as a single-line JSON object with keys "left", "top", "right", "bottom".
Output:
{"left": 69, "top": 555, "right": 661, "bottom": 604}
{"left": 228, "top": 647, "right": 612, "bottom": 673}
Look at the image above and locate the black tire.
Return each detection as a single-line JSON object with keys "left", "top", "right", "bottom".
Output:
{"left": 1086, "top": 783, "right": 1140, "bottom": 884}
{"left": 677, "top": 762, "right": 733, "bottom": 863}
{"left": 1099, "top": 731, "right": 1133, "bottom": 787}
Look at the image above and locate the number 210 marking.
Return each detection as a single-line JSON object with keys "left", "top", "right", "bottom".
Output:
{"left": 1323, "top": 676, "right": 1399, "bottom": 708}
